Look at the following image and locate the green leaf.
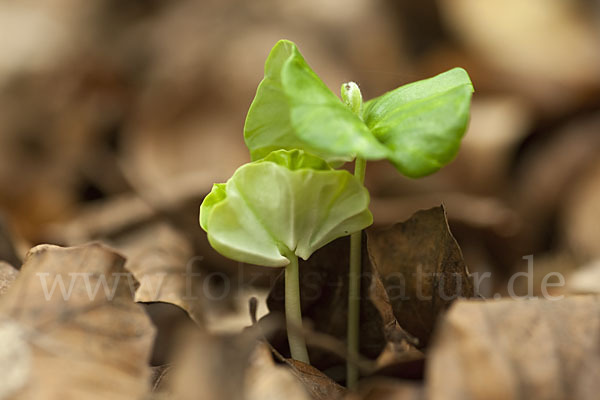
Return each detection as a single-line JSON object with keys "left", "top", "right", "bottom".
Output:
{"left": 244, "top": 40, "right": 388, "bottom": 164}
{"left": 244, "top": 41, "right": 315, "bottom": 161}
{"left": 245, "top": 40, "right": 473, "bottom": 178}
{"left": 258, "top": 148, "right": 331, "bottom": 171}
{"left": 199, "top": 183, "right": 226, "bottom": 231}
{"left": 362, "top": 68, "right": 474, "bottom": 177}
{"left": 199, "top": 149, "right": 373, "bottom": 267}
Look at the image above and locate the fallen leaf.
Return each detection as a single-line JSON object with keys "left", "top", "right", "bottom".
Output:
{"left": 150, "top": 364, "right": 172, "bottom": 393}
{"left": 369, "top": 269, "right": 425, "bottom": 378}
{"left": 0, "top": 319, "right": 31, "bottom": 399}
{"left": 155, "top": 327, "right": 341, "bottom": 400}
{"left": 245, "top": 343, "right": 312, "bottom": 400}
{"left": 46, "top": 198, "right": 205, "bottom": 326}
{"left": 0, "top": 261, "right": 18, "bottom": 296}
{"left": 115, "top": 222, "right": 203, "bottom": 325}
{"left": 367, "top": 205, "right": 474, "bottom": 347}
{"left": 350, "top": 378, "right": 423, "bottom": 400}
{"left": 370, "top": 356, "right": 425, "bottom": 382}
{"left": 155, "top": 328, "right": 265, "bottom": 400}
{"left": 143, "top": 302, "right": 198, "bottom": 366}
{"left": 427, "top": 297, "right": 600, "bottom": 400}
{"left": 0, "top": 243, "right": 156, "bottom": 400}
{"left": 160, "top": 331, "right": 253, "bottom": 400}
{"left": 284, "top": 358, "right": 346, "bottom": 400}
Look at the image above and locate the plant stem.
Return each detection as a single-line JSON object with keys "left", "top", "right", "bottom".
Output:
{"left": 347, "top": 157, "right": 366, "bottom": 389}
{"left": 285, "top": 251, "right": 310, "bottom": 364}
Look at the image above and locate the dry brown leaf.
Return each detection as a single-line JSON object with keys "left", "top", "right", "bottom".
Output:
{"left": 155, "top": 328, "right": 266, "bottom": 400}
{"left": 115, "top": 221, "right": 203, "bottom": 325}
{"left": 0, "top": 261, "right": 18, "bottom": 296}
{"left": 349, "top": 378, "right": 423, "bottom": 400}
{"left": 427, "top": 296, "right": 600, "bottom": 400}
{"left": 0, "top": 319, "right": 30, "bottom": 399}
{"left": 143, "top": 302, "right": 198, "bottom": 367}
{"left": 245, "top": 343, "right": 312, "bottom": 400}
{"left": 369, "top": 270, "right": 425, "bottom": 378}
{"left": 367, "top": 206, "right": 474, "bottom": 347}
{"left": 46, "top": 197, "right": 204, "bottom": 325}
{"left": 155, "top": 328, "right": 339, "bottom": 400}
{"left": 285, "top": 358, "right": 346, "bottom": 400}
{"left": 0, "top": 243, "right": 155, "bottom": 400}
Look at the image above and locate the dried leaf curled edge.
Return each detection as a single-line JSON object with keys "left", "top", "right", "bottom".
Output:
{"left": 367, "top": 205, "right": 474, "bottom": 347}
{"left": 0, "top": 243, "right": 156, "bottom": 400}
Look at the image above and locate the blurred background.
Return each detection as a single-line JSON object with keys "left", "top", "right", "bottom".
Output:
{"left": 0, "top": 0, "right": 599, "bottom": 300}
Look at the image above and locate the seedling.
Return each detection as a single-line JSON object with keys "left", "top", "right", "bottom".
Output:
{"left": 244, "top": 40, "right": 473, "bottom": 387}
{"left": 200, "top": 149, "right": 372, "bottom": 363}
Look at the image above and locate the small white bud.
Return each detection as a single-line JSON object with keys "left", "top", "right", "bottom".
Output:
{"left": 341, "top": 81, "right": 363, "bottom": 116}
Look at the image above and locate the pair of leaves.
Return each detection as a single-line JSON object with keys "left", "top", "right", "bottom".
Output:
{"left": 244, "top": 40, "right": 474, "bottom": 178}
{"left": 200, "top": 150, "right": 372, "bottom": 267}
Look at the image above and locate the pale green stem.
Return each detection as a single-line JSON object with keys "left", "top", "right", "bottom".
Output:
{"left": 341, "top": 81, "right": 366, "bottom": 388}
{"left": 285, "top": 250, "right": 310, "bottom": 364}
{"left": 347, "top": 156, "right": 366, "bottom": 389}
